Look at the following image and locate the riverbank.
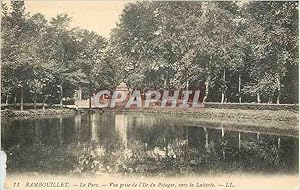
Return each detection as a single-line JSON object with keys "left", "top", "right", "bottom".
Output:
{"left": 1, "top": 108, "right": 76, "bottom": 119}
{"left": 1, "top": 106, "right": 298, "bottom": 122}
{"left": 108, "top": 107, "right": 299, "bottom": 122}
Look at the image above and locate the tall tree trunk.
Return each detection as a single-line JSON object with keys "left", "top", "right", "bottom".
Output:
{"left": 33, "top": 94, "right": 37, "bottom": 109}
{"left": 20, "top": 86, "right": 24, "bottom": 111}
{"left": 6, "top": 93, "right": 9, "bottom": 105}
{"left": 186, "top": 80, "right": 189, "bottom": 103}
{"left": 270, "top": 89, "right": 275, "bottom": 104}
{"left": 89, "top": 95, "right": 92, "bottom": 110}
{"left": 78, "top": 86, "right": 82, "bottom": 100}
{"left": 163, "top": 71, "right": 169, "bottom": 89}
{"left": 238, "top": 73, "right": 242, "bottom": 103}
{"left": 89, "top": 82, "right": 92, "bottom": 111}
{"left": 276, "top": 75, "right": 281, "bottom": 104}
{"left": 221, "top": 68, "right": 226, "bottom": 104}
{"left": 42, "top": 96, "right": 46, "bottom": 110}
{"left": 203, "top": 57, "right": 211, "bottom": 103}
{"left": 14, "top": 95, "right": 17, "bottom": 109}
{"left": 186, "top": 80, "right": 189, "bottom": 91}
{"left": 59, "top": 83, "right": 63, "bottom": 109}
{"left": 203, "top": 77, "right": 210, "bottom": 103}
{"left": 257, "top": 92, "right": 261, "bottom": 103}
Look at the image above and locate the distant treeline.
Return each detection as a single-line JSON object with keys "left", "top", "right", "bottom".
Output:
{"left": 1, "top": 1, "right": 298, "bottom": 110}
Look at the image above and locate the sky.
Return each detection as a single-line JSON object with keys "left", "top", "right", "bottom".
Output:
{"left": 24, "top": 1, "right": 130, "bottom": 38}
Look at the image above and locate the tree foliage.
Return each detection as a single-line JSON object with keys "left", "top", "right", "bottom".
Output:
{"left": 1, "top": 1, "right": 115, "bottom": 108}
{"left": 1, "top": 1, "right": 298, "bottom": 106}
{"left": 111, "top": 1, "right": 298, "bottom": 103}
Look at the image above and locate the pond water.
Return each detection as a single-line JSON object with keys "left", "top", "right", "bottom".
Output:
{"left": 1, "top": 112, "right": 298, "bottom": 176}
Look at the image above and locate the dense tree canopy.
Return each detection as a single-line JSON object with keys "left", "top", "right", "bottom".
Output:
{"left": 1, "top": 1, "right": 116, "bottom": 109}
{"left": 111, "top": 1, "right": 298, "bottom": 104}
{"left": 1, "top": 1, "right": 298, "bottom": 109}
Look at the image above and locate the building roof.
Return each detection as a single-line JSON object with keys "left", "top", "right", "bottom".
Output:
{"left": 116, "top": 82, "right": 129, "bottom": 91}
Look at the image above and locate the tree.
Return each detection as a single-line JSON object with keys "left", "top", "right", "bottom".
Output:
{"left": 243, "top": 1, "right": 298, "bottom": 104}
{"left": 45, "top": 14, "right": 86, "bottom": 108}
{"left": 1, "top": 1, "right": 35, "bottom": 110}
{"left": 111, "top": 2, "right": 204, "bottom": 90}
{"left": 74, "top": 29, "right": 114, "bottom": 109}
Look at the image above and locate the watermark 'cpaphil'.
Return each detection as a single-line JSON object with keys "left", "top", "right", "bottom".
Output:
{"left": 93, "top": 90, "right": 204, "bottom": 108}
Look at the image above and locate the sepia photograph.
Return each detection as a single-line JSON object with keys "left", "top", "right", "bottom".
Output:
{"left": 0, "top": 1, "right": 299, "bottom": 190}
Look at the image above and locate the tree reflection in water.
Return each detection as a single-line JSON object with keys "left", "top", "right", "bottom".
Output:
{"left": 1, "top": 113, "right": 298, "bottom": 176}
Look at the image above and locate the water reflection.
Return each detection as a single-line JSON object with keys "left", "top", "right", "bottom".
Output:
{"left": 115, "top": 114, "right": 128, "bottom": 148}
{"left": 1, "top": 113, "right": 298, "bottom": 176}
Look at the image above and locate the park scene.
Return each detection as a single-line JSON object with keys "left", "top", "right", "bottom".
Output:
{"left": 1, "top": 1, "right": 299, "bottom": 190}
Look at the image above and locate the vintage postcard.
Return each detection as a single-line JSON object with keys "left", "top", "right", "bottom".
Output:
{"left": 0, "top": 1, "right": 299, "bottom": 190}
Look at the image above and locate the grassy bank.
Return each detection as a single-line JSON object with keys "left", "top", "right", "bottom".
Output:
{"left": 1, "top": 108, "right": 76, "bottom": 119}
{"left": 108, "top": 107, "right": 299, "bottom": 122}
{"left": 1, "top": 106, "right": 298, "bottom": 123}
